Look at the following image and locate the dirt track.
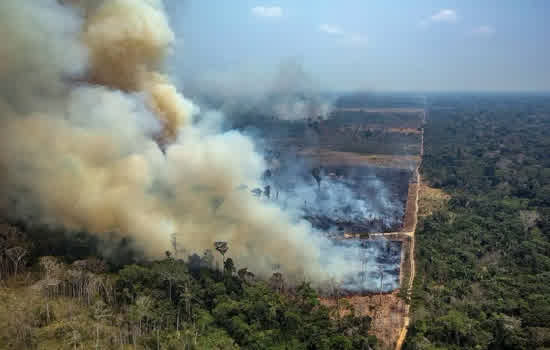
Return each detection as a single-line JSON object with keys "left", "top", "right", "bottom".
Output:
{"left": 394, "top": 109, "right": 425, "bottom": 350}
{"left": 299, "top": 149, "right": 420, "bottom": 169}
{"left": 322, "top": 107, "right": 425, "bottom": 349}
{"left": 316, "top": 104, "right": 426, "bottom": 349}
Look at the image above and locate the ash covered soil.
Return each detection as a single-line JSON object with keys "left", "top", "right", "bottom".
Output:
{"left": 262, "top": 162, "right": 411, "bottom": 234}
{"left": 335, "top": 239, "right": 402, "bottom": 293}
{"left": 234, "top": 101, "right": 422, "bottom": 292}
{"left": 302, "top": 166, "right": 410, "bottom": 233}
{"left": 260, "top": 158, "right": 408, "bottom": 293}
{"left": 239, "top": 107, "right": 421, "bottom": 235}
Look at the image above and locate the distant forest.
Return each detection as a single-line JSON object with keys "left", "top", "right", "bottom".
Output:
{"left": 405, "top": 95, "right": 550, "bottom": 349}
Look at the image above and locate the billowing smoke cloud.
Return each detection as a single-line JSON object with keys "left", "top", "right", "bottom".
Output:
{"left": 0, "top": 0, "right": 315, "bottom": 281}
{"left": 187, "top": 59, "right": 334, "bottom": 123}
{"left": 0, "top": 0, "right": 399, "bottom": 291}
{"left": 83, "top": 0, "right": 194, "bottom": 143}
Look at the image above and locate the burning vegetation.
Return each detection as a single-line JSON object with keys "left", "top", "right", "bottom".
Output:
{"left": 0, "top": 0, "right": 423, "bottom": 298}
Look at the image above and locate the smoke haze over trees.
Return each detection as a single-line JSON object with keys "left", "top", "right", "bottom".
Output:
{"left": 185, "top": 58, "right": 335, "bottom": 124}
{"left": 0, "top": 0, "right": 396, "bottom": 292}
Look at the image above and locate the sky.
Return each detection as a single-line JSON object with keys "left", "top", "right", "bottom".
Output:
{"left": 165, "top": 1, "right": 550, "bottom": 92}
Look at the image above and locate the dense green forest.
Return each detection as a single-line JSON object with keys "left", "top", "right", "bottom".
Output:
{"left": 0, "top": 225, "right": 376, "bottom": 349}
{"left": 405, "top": 95, "right": 550, "bottom": 349}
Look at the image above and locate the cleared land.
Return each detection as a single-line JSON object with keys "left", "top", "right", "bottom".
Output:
{"left": 242, "top": 98, "right": 425, "bottom": 348}
{"left": 321, "top": 291, "right": 408, "bottom": 346}
{"left": 317, "top": 106, "right": 425, "bottom": 349}
{"left": 299, "top": 148, "right": 419, "bottom": 169}
{"left": 417, "top": 184, "right": 451, "bottom": 217}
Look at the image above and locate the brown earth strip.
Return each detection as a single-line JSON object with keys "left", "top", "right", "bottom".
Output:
{"left": 321, "top": 292, "right": 408, "bottom": 348}
{"left": 299, "top": 149, "right": 419, "bottom": 169}
{"left": 418, "top": 184, "right": 451, "bottom": 217}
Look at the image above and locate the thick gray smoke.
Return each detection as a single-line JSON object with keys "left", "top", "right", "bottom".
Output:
{"left": 187, "top": 59, "right": 334, "bottom": 123}
{"left": 0, "top": 0, "right": 401, "bottom": 292}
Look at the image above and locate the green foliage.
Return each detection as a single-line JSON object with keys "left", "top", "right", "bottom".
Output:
{"left": 405, "top": 95, "right": 550, "bottom": 350}
{"left": 114, "top": 260, "right": 375, "bottom": 349}
{"left": 0, "top": 251, "right": 375, "bottom": 349}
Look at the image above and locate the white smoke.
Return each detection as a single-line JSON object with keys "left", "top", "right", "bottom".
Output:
{"left": 0, "top": 0, "right": 400, "bottom": 291}
{"left": 296, "top": 177, "right": 403, "bottom": 230}
{"left": 263, "top": 156, "right": 405, "bottom": 233}
{"left": 187, "top": 59, "right": 334, "bottom": 122}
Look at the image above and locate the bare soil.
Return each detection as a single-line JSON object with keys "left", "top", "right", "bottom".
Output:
{"left": 276, "top": 107, "right": 425, "bottom": 349}
{"left": 299, "top": 148, "right": 420, "bottom": 169}
{"left": 320, "top": 291, "right": 408, "bottom": 350}
{"left": 418, "top": 184, "right": 451, "bottom": 217}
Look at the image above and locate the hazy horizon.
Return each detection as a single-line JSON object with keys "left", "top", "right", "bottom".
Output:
{"left": 166, "top": 1, "right": 550, "bottom": 93}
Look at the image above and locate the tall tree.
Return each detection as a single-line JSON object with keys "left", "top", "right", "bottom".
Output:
{"left": 5, "top": 246, "right": 27, "bottom": 278}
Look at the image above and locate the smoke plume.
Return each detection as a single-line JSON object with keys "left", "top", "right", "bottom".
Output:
{"left": 187, "top": 59, "right": 334, "bottom": 123}
{"left": 0, "top": 0, "right": 314, "bottom": 280}
{"left": 0, "top": 0, "right": 399, "bottom": 290}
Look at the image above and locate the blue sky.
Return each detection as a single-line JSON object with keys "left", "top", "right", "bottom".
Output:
{"left": 165, "top": 1, "right": 550, "bottom": 92}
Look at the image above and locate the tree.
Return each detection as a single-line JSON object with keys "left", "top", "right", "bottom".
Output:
{"left": 170, "top": 233, "right": 179, "bottom": 259}
{"left": 65, "top": 328, "right": 82, "bottom": 350}
{"left": 311, "top": 167, "right": 322, "bottom": 191}
{"left": 129, "top": 296, "right": 154, "bottom": 343}
{"left": 237, "top": 268, "right": 255, "bottom": 284}
{"left": 92, "top": 300, "right": 112, "bottom": 350}
{"left": 377, "top": 264, "right": 385, "bottom": 302}
{"left": 5, "top": 246, "right": 27, "bottom": 278}
{"left": 224, "top": 258, "right": 235, "bottom": 276}
{"left": 39, "top": 256, "right": 65, "bottom": 288}
{"left": 269, "top": 272, "right": 285, "bottom": 293}
{"left": 154, "top": 259, "right": 187, "bottom": 302}
{"left": 214, "top": 241, "right": 229, "bottom": 266}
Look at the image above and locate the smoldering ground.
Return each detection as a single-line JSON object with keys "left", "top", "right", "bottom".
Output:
{"left": 0, "top": 0, "right": 401, "bottom": 292}
{"left": 259, "top": 158, "right": 406, "bottom": 233}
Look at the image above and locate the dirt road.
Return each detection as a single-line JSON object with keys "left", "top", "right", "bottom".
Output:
{"left": 394, "top": 108, "right": 425, "bottom": 350}
{"left": 327, "top": 106, "right": 426, "bottom": 349}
